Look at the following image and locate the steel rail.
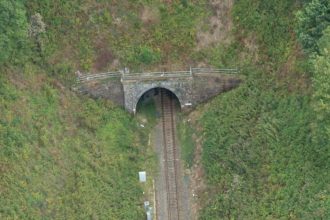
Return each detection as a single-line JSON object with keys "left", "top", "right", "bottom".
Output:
{"left": 161, "top": 90, "right": 180, "bottom": 220}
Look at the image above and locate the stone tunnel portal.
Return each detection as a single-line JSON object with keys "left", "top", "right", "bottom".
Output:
{"left": 77, "top": 68, "right": 242, "bottom": 114}
{"left": 122, "top": 78, "right": 192, "bottom": 114}
{"left": 135, "top": 87, "right": 181, "bottom": 114}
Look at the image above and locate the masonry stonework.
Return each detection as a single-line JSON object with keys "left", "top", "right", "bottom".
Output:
{"left": 122, "top": 77, "right": 194, "bottom": 113}
{"left": 76, "top": 72, "right": 242, "bottom": 114}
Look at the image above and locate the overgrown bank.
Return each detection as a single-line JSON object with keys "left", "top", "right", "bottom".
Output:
{"left": 0, "top": 67, "right": 153, "bottom": 219}
{"left": 0, "top": 0, "right": 329, "bottom": 219}
{"left": 1, "top": 1, "right": 209, "bottom": 219}
{"left": 198, "top": 1, "right": 329, "bottom": 219}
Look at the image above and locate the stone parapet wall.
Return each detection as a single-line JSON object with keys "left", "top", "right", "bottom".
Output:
{"left": 77, "top": 77, "right": 124, "bottom": 106}
{"left": 75, "top": 73, "right": 242, "bottom": 113}
{"left": 192, "top": 73, "right": 242, "bottom": 106}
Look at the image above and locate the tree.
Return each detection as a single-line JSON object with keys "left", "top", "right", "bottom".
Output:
{"left": 28, "top": 13, "right": 46, "bottom": 52}
{"left": 296, "top": 0, "right": 330, "bottom": 54}
{"left": 28, "top": 13, "right": 46, "bottom": 39}
{"left": 0, "top": 0, "right": 28, "bottom": 64}
{"left": 312, "top": 27, "right": 330, "bottom": 137}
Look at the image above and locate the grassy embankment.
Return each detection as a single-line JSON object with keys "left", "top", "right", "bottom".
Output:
{"left": 1, "top": 1, "right": 208, "bottom": 219}
{"left": 1, "top": 0, "right": 328, "bottom": 219}
{"left": 197, "top": 1, "right": 330, "bottom": 219}
{"left": 0, "top": 66, "right": 155, "bottom": 219}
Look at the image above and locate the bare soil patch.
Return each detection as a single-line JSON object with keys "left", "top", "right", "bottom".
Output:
{"left": 196, "top": 0, "right": 234, "bottom": 50}
{"left": 140, "top": 6, "right": 160, "bottom": 26}
{"left": 92, "top": 38, "right": 115, "bottom": 71}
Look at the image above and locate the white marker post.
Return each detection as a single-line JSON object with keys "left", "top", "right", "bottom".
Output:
{"left": 139, "top": 171, "right": 146, "bottom": 183}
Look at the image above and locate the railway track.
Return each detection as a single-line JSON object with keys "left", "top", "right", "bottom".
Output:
{"left": 160, "top": 90, "right": 180, "bottom": 220}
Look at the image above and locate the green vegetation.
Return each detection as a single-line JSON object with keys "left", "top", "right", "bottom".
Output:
{"left": 134, "top": 46, "right": 161, "bottom": 66}
{"left": 0, "top": 0, "right": 329, "bottom": 219}
{"left": 200, "top": 75, "right": 329, "bottom": 219}
{"left": 136, "top": 95, "right": 158, "bottom": 127}
{"left": 233, "top": 0, "right": 299, "bottom": 67}
{"left": 296, "top": 0, "right": 329, "bottom": 54}
{"left": 178, "top": 118, "right": 196, "bottom": 168}
{"left": 199, "top": 1, "right": 330, "bottom": 219}
{"left": 310, "top": 27, "right": 330, "bottom": 159}
{"left": 23, "top": 0, "right": 208, "bottom": 72}
{"left": 0, "top": 1, "right": 28, "bottom": 64}
{"left": 0, "top": 1, "right": 208, "bottom": 218}
{"left": 0, "top": 66, "right": 151, "bottom": 219}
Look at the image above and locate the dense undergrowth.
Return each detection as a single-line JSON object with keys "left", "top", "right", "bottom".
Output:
{"left": 199, "top": 0, "right": 329, "bottom": 219}
{"left": 0, "top": 0, "right": 329, "bottom": 219}
{"left": 24, "top": 0, "right": 208, "bottom": 73}
{"left": 1, "top": 0, "right": 211, "bottom": 218}
{"left": 200, "top": 74, "right": 329, "bottom": 219}
{"left": 0, "top": 65, "right": 152, "bottom": 219}
{"left": 1, "top": 1, "right": 208, "bottom": 219}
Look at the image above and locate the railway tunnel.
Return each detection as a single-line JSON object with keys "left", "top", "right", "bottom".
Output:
{"left": 136, "top": 87, "right": 186, "bottom": 220}
{"left": 75, "top": 69, "right": 242, "bottom": 219}
{"left": 76, "top": 68, "right": 242, "bottom": 114}
{"left": 136, "top": 87, "right": 181, "bottom": 115}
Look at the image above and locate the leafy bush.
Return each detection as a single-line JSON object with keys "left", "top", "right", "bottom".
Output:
{"left": 0, "top": 0, "right": 28, "bottom": 65}
{"left": 200, "top": 74, "right": 329, "bottom": 219}
{"left": 296, "top": 0, "right": 330, "bottom": 54}
{"left": 233, "top": 0, "right": 299, "bottom": 67}
{"left": 134, "top": 46, "right": 161, "bottom": 65}
{"left": 0, "top": 70, "right": 150, "bottom": 219}
{"left": 311, "top": 27, "right": 330, "bottom": 161}
{"left": 198, "top": 0, "right": 330, "bottom": 219}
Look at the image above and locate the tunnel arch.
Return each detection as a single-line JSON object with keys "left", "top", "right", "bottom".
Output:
{"left": 122, "top": 79, "right": 193, "bottom": 114}
{"left": 134, "top": 86, "right": 182, "bottom": 113}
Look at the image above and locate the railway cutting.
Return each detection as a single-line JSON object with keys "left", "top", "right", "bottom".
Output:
{"left": 160, "top": 90, "right": 180, "bottom": 220}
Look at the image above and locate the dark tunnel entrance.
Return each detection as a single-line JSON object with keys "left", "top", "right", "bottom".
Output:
{"left": 135, "top": 87, "right": 187, "bottom": 219}
{"left": 136, "top": 88, "right": 181, "bottom": 119}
